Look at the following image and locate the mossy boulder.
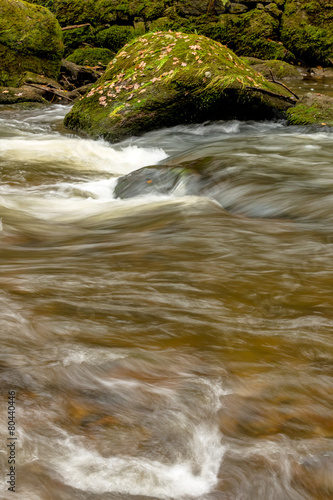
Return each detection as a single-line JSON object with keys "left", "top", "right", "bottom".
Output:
{"left": 241, "top": 58, "right": 301, "bottom": 79}
{"left": 0, "top": 0, "right": 63, "bottom": 87}
{"left": 281, "top": 0, "right": 333, "bottom": 66}
{"left": 64, "top": 31, "right": 294, "bottom": 142}
{"left": 66, "top": 47, "right": 114, "bottom": 67}
{"left": 198, "top": 9, "right": 295, "bottom": 61}
{"left": 287, "top": 93, "right": 333, "bottom": 126}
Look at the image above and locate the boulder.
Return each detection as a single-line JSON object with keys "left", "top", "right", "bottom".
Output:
{"left": 64, "top": 31, "right": 294, "bottom": 142}
{"left": 281, "top": 0, "right": 333, "bottom": 66}
{"left": 287, "top": 93, "right": 333, "bottom": 127}
{"left": 0, "top": 0, "right": 63, "bottom": 87}
{"left": 241, "top": 58, "right": 301, "bottom": 79}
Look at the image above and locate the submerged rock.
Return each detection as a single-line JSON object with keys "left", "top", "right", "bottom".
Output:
{"left": 287, "top": 93, "right": 333, "bottom": 127}
{"left": 64, "top": 31, "right": 293, "bottom": 142}
{"left": 0, "top": 0, "right": 64, "bottom": 87}
{"left": 114, "top": 166, "right": 202, "bottom": 199}
{"left": 281, "top": 0, "right": 333, "bottom": 66}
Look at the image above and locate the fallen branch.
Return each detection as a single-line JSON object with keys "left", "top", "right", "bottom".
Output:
{"left": 25, "top": 83, "right": 73, "bottom": 102}
{"left": 61, "top": 23, "right": 91, "bottom": 31}
{"left": 268, "top": 69, "right": 299, "bottom": 100}
{"left": 245, "top": 86, "right": 297, "bottom": 104}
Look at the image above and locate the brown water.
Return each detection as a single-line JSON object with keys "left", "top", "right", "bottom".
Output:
{"left": 0, "top": 105, "right": 333, "bottom": 500}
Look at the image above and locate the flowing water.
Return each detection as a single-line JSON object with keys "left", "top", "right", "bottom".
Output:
{"left": 0, "top": 103, "right": 333, "bottom": 500}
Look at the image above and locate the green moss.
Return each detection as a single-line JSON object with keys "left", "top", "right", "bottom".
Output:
{"left": 287, "top": 93, "right": 333, "bottom": 126}
{"left": 64, "top": 31, "right": 293, "bottom": 141}
{"left": 28, "top": 0, "right": 168, "bottom": 24}
{"left": 0, "top": 0, "right": 63, "bottom": 86}
{"left": 198, "top": 10, "right": 295, "bottom": 62}
{"left": 281, "top": 0, "right": 333, "bottom": 65}
{"left": 242, "top": 59, "right": 301, "bottom": 79}
{"left": 62, "top": 25, "right": 96, "bottom": 55}
{"left": 96, "top": 25, "right": 136, "bottom": 52}
{"left": 66, "top": 47, "right": 114, "bottom": 66}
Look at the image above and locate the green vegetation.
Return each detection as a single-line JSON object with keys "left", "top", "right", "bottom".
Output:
{"left": 198, "top": 9, "right": 295, "bottom": 62}
{"left": 287, "top": 93, "right": 333, "bottom": 126}
{"left": 96, "top": 25, "right": 136, "bottom": 52}
{"left": 0, "top": 0, "right": 63, "bottom": 86}
{"left": 241, "top": 58, "right": 301, "bottom": 79}
{"left": 64, "top": 31, "right": 293, "bottom": 142}
{"left": 66, "top": 47, "right": 114, "bottom": 66}
{"left": 281, "top": 0, "right": 333, "bottom": 66}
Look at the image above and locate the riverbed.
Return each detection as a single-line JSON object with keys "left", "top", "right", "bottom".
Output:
{"left": 0, "top": 103, "right": 333, "bottom": 500}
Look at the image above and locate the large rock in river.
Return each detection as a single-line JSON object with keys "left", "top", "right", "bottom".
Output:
{"left": 64, "top": 32, "right": 294, "bottom": 142}
{"left": 0, "top": 0, "right": 63, "bottom": 87}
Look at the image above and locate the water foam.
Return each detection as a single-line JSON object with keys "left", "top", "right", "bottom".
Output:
{"left": 0, "top": 134, "right": 168, "bottom": 175}
{"left": 51, "top": 378, "right": 226, "bottom": 498}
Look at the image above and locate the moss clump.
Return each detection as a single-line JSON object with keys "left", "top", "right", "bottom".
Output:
{"left": 64, "top": 31, "right": 293, "bottom": 142}
{"left": 281, "top": 0, "right": 333, "bottom": 66}
{"left": 287, "top": 93, "right": 333, "bottom": 126}
{"left": 96, "top": 25, "right": 136, "bottom": 52}
{"left": 66, "top": 47, "right": 114, "bottom": 66}
{"left": 199, "top": 10, "right": 295, "bottom": 62}
{"left": 241, "top": 58, "right": 301, "bottom": 79}
{"left": 0, "top": 0, "right": 63, "bottom": 86}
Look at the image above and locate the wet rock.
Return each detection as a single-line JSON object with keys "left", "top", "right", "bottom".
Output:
{"left": 0, "top": 86, "right": 47, "bottom": 104}
{"left": 287, "top": 92, "right": 333, "bottom": 127}
{"left": 114, "top": 166, "right": 202, "bottom": 199}
{"left": 281, "top": 0, "right": 333, "bottom": 66}
{"left": 0, "top": 0, "right": 63, "bottom": 87}
{"left": 59, "top": 59, "right": 101, "bottom": 90}
{"left": 64, "top": 31, "right": 293, "bottom": 142}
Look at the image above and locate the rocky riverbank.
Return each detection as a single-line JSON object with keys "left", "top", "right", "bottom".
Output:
{"left": 1, "top": 0, "right": 332, "bottom": 130}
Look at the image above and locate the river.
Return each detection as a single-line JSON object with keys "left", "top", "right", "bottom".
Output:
{"left": 0, "top": 102, "right": 333, "bottom": 500}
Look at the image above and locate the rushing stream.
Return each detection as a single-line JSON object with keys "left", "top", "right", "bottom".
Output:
{"left": 0, "top": 103, "right": 333, "bottom": 500}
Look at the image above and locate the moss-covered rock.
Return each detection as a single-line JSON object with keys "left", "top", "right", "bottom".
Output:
{"left": 198, "top": 9, "right": 295, "bottom": 61}
{"left": 287, "top": 92, "right": 333, "bottom": 126}
{"left": 281, "top": 0, "right": 333, "bottom": 66}
{"left": 0, "top": 0, "right": 64, "bottom": 87}
{"left": 95, "top": 25, "right": 136, "bottom": 52}
{"left": 241, "top": 58, "right": 301, "bottom": 79}
{"left": 28, "top": 0, "right": 167, "bottom": 25}
{"left": 64, "top": 31, "right": 294, "bottom": 142}
{"left": 66, "top": 47, "right": 114, "bottom": 67}
{"left": 0, "top": 85, "right": 48, "bottom": 104}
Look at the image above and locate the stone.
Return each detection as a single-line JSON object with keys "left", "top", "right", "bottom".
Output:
{"left": 0, "top": 0, "right": 63, "bottom": 87}
{"left": 229, "top": 3, "right": 248, "bottom": 14}
{"left": 287, "top": 92, "right": 333, "bottom": 127}
{"left": 64, "top": 31, "right": 293, "bottom": 142}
